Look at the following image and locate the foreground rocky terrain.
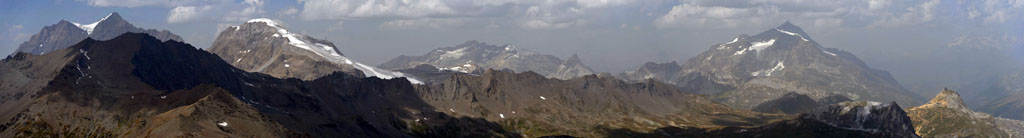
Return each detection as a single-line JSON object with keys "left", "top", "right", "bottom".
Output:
{"left": 0, "top": 32, "right": 936, "bottom": 137}
{"left": 908, "top": 88, "right": 1024, "bottom": 137}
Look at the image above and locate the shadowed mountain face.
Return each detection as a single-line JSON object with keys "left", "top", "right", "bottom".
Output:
{"left": 379, "top": 40, "right": 595, "bottom": 80}
{"left": 0, "top": 33, "right": 515, "bottom": 137}
{"left": 908, "top": 89, "right": 1024, "bottom": 138}
{"left": 622, "top": 22, "right": 923, "bottom": 109}
{"left": 12, "top": 12, "right": 182, "bottom": 55}
{"left": 751, "top": 92, "right": 825, "bottom": 114}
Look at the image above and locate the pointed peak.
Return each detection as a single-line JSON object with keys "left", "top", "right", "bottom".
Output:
{"left": 104, "top": 12, "right": 122, "bottom": 22}
{"left": 774, "top": 21, "right": 805, "bottom": 34}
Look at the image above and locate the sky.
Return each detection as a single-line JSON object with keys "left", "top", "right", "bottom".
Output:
{"left": 1, "top": 0, "right": 1022, "bottom": 73}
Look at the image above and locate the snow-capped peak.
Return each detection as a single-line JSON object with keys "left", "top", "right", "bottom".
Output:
{"left": 71, "top": 13, "right": 114, "bottom": 35}
{"left": 243, "top": 18, "right": 423, "bottom": 84}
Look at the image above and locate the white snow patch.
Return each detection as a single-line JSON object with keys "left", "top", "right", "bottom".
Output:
{"left": 776, "top": 29, "right": 809, "bottom": 41}
{"left": 726, "top": 38, "right": 738, "bottom": 44}
{"left": 540, "top": 96, "right": 547, "bottom": 100}
{"left": 823, "top": 50, "right": 837, "bottom": 56}
{"left": 160, "top": 96, "right": 167, "bottom": 99}
{"left": 218, "top": 122, "right": 228, "bottom": 127}
{"left": 235, "top": 58, "right": 242, "bottom": 63}
{"left": 70, "top": 13, "right": 113, "bottom": 35}
{"left": 733, "top": 39, "right": 775, "bottom": 55}
{"left": 441, "top": 47, "right": 468, "bottom": 60}
{"left": 79, "top": 49, "right": 91, "bottom": 60}
{"left": 449, "top": 108, "right": 455, "bottom": 112}
{"left": 38, "top": 44, "right": 43, "bottom": 47}
{"left": 751, "top": 61, "right": 785, "bottom": 77}
{"left": 499, "top": 113, "right": 505, "bottom": 119}
{"left": 284, "top": 64, "right": 290, "bottom": 68}
{"left": 748, "top": 39, "right": 776, "bottom": 52}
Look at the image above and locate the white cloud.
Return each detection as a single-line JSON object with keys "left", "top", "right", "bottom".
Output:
{"left": 521, "top": 19, "right": 585, "bottom": 29}
{"left": 77, "top": 0, "right": 230, "bottom": 8}
{"left": 7, "top": 24, "right": 23, "bottom": 31}
{"left": 278, "top": 7, "right": 299, "bottom": 16}
{"left": 222, "top": 0, "right": 265, "bottom": 22}
{"left": 300, "top": 0, "right": 636, "bottom": 30}
{"left": 379, "top": 18, "right": 464, "bottom": 30}
{"left": 871, "top": 0, "right": 939, "bottom": 27}
{"left": 868, "top": 0, "right": 892, "bottom": 11}
{"left": 167, "top": 6, "right": 210, "bottom": 24}
{"left": 654, "top": 0, "right": 950, "bottom": 30}
{"left": 957, "top": 0, "right": 1024, "bottom": 24}
{"left": 300, "top": 0, "right": 454, "bottom": 20}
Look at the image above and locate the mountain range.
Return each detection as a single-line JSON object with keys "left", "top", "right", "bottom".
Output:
{"left": 1, "top": 13, "right": 1020, "bottom": 137}
{"left": 379, "top": 40, "right": 596, "bottom": 80}
{"left": 12, "top": 12, "right": 182, "bottom": 55}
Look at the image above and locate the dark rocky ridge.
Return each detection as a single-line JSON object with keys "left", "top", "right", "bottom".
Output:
{"left": 0, "top": 33, "right": 514, "bottom": 137}
{"left": 751, "top": 92, "right": 824, "bottom": 114}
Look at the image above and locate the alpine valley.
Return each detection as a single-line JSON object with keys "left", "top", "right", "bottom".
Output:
{"left": 0, "top": 11, "right": 1022, "bottom": 138}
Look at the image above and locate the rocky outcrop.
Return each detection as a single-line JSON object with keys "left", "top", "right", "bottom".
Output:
{"left": 908, "top": 88, "right": 1022, "bottom": 138}
{"left": 807, "top": 101, "right": 918, "bottom": 138}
